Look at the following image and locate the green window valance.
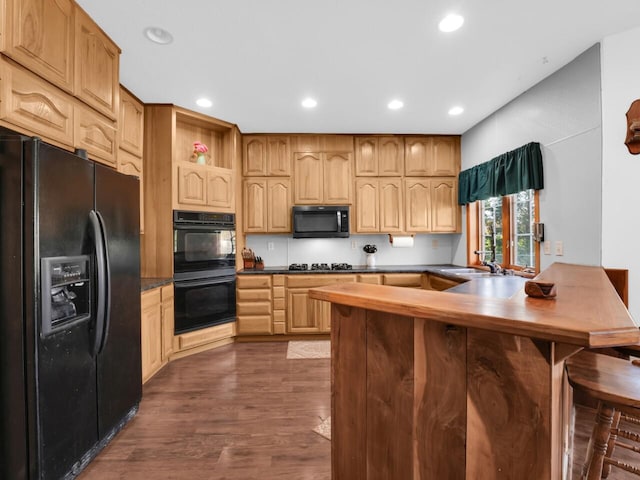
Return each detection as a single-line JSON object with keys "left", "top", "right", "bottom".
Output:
{"left": 458, "top": 142, "right": 544, "bottom": 205}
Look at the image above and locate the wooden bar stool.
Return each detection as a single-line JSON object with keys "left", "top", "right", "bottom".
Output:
{"left": 566, "top": 350, "right": 640, "bottom": 479}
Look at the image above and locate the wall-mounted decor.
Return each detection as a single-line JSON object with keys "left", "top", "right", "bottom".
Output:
{"left": 625, "top": 99, "right": 640, "bottom": 154}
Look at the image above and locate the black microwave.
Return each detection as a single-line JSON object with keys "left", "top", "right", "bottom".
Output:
{"left": 292, "top": 205, "right": 350, "bottom": 238}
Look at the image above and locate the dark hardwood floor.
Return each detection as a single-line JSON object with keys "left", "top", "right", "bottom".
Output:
{"left": 78, "top": 341, "right": 636, "bottom": 479}
{"left": 79, "top": 342, "right": 331, "bottom": 479}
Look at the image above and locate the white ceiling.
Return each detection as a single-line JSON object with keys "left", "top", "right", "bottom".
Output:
{"left": 76, "top": 0, "right": 640, "bottom": 135}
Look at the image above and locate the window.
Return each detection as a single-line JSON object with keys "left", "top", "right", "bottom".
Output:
{"left": 469, "top": 189, "right": 539, "bottom": 272}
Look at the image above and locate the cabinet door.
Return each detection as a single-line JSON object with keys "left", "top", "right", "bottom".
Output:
{"left": 177, "top": 165, "right": 207, "bottom": 206}
{"left": 404, "top": 137, "right": 432, "bottom": 176}
{"left": 243, "top": 135, "right": 267, "bottom": 176}
{"left": 0, "top": 56, "right": 74, "bottom": 145}
{"left": 119, "top": 87, "right": 144, "bottom": 157}
{"left": 431, "top": 177, "right": 459, "bottom": 232}
{"left": 432, "top": 136, "right": 459, "bottom": 176}
{"left": 286, "top": 288, "right": 321, "bottom": 333}
{"left": 141, "top": 289, "right": 162, "bottom": 383}
{"left": 207, "top": 167, "right": 234, "bottom": 210}
{"left": 74, "top": 7, "right": 119, "bottom": 119}
{"left": 266, "top": 136, "right": 291, "bottom": 176}
{"left": 243, "top": 178, "right": 267, "bottom": 232}
{"left": 315, "top": 299, "right": 331, "bottom": 333}
{"left": 323, "top": 152, "right": 352, "bottom": 204}
{"left": 161, "top": 285, "right": 174, "bottom": 362}
{"left": 379, "top": 136, "right": 403, "bottom": 176}
{"left": 117, "top": 149, "right": 144, "bottom": 233}
{"left": 379, "top": 178, "right": 403, "bottom": 233}
{"left": 355, "top": 178, "right": 379, "bottom": 233}
{"left": 294, "top": 152, "right": 323, "bottom": 204}
{"left": 355, "top": 137, "right": 378, "bottom": 176}
{"left": 267, "top": 178, "right": 291, "bottom": 232}
{"left": 3, "top": 0, "right": 75, "bottom": 92}
{"left": 74, "top": 102, "right": 117, "bottom": 167}
{"left": 404, "top": 178, "right": 431, "bottom": 232}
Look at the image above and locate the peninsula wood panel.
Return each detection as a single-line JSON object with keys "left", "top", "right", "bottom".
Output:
{"left": 414, "top": 319, "right": 466, "bottom": 479}
{"left": 3, "top": 0, "right": 75, "bottom": 92}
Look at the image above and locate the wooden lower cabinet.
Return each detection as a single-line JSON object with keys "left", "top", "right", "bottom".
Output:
{"left": 140, "top": 283, "right": 174, "bottom": 384}
{"left": 236, "top": 275, "right": 273, "bottom": 335}
{"left": 141, "top": 288, "right": 163, "bottom": 383}
{"left": 286, "top": 275, "right": 356, "bottom": 334}
{"left": 382, "top": 273, "right": 424, "bottom": 288}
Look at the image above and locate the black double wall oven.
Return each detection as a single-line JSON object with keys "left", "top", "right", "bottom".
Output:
{"left": 173, "top": 211, "right": 236, "bottom": 334}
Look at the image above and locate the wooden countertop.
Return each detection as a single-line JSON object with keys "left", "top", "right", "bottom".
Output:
{"left": 309, "top": 262, "right": 639, "bottom": 348}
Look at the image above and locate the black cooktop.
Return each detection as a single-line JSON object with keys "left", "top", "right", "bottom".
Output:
{"left": 288, "top": 263, "right": 353, "bottom": 271}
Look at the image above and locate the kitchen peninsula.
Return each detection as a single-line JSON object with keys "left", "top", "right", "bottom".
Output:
{"left": 309, "top": 263, "right": 639, "bottom": 479}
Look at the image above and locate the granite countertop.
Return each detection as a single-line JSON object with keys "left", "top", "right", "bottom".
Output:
{"left": 141, "top": 277, "right": 173, "bottom": 292}
{"left": 237, "top": 264, "right": 460, "bottom": 275}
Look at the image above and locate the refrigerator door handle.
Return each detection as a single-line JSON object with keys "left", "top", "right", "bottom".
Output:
{"left": 89, "top": 210, "right": 111, "bottom": 356}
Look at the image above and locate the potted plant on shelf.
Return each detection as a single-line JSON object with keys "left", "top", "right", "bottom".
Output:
{"left": 193, "top": 141, "right": 208, "bottom": 165}
{"left": 363, "top": 244, "right": 377, "bottom": 268}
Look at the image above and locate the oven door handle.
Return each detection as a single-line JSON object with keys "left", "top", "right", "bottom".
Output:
{"left": 174, "top": 276, "right": 236, "bottom": 288}
{"left": 173, "top": 224, "right": 233, "bottom": 232}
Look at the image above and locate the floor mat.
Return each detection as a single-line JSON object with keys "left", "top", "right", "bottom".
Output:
{"left": 286, "top": 340, "right": 330, "bottom": 359}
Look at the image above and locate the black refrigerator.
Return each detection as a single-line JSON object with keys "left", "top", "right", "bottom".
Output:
{"left": 0, "top": 129, "right": 142, "bottom": 479}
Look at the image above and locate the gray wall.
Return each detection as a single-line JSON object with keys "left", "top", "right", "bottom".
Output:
{"left": 452, "top": 44, "right": 602, "bottom": 270}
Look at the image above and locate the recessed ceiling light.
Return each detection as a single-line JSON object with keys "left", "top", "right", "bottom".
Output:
{"left": 388, "top": 100, "right": 404, "bottom": 110}
{"left": 196, "top": 98, "right": 213, "bottom": 108}
{"left": 448, "top": 106, "right": 464, "bottom": 116}
{"left": 438, "top": 14, "right": 464, "bottom": 33}
{"left": 143, "top": 27, "right": 173, "bottom": 45}
{"left": 302, "top": 98, "right": 318, "bottom": 108}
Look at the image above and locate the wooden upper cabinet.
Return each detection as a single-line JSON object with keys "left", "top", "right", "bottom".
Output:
{"left": 243, "top": 136, "right": 267, "bottom": 176}
{"left": 323, "top": 152, "right": 352, "bottom": 204}
{"left": 177, "top": 164, "right": 207, "bottom": 206}
{"left": 405, "top": 136, "right": 460, "bottom": 176}
{"left": 2, "top": 0, "right": 75, "bottom": 92}
{"left": 355, "top": 136, "right": 403, "bottom": 177}
{"left": 404, "top": 137, "right": 432, "bottom": 176}
{"left": 355, "top": 137, "right": 378, "bottom": 176}
{"left": 404, "top": 178, "right": 431, "bottom": 232}
{"left": 431, "top": 177, "right": 459, "bottom": 232}
{"left": 266, "top": 136, "right": 291, "bottom": 176}
{"left": 379, "top": 178, "right": 403, "bottom": 232}
{"left": 74, "top": 7, "right": 120, "bottom": 119}
{"left": 74, "top": 101, "right": 117, "bottom": 167}
{"left": 379, "top": 137, "right": 403, "bottom": 176}
{"left": 0, "top": 55, "right": 74, "bottom": 145}
{"left": 294, "top": 152, "right": 323, "bottom": 204}
{"left": 243, "top": 178, "right": 267, "bottom": 232}
{"left": 242, "top": 135, "right": 291, "bottom": 176}
{"left": 207, "top": 167, "right": 234, "bottom": 210}
{"left": 355, "top": 178, "right": 379, "bottom": 233}
{"left": 267, "top": 178, "right": 291, "bottom": 232}
{"left": 119, "top": 87, "right": 144, "bottom": 157}
{"left": 432, "top": 136, "right": 460, "bottom": 176}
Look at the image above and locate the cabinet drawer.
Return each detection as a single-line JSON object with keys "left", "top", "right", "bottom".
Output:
{"left": 273, "top": 286, "right": 285, "bottom": 298}
{"left": 273, "top": 298, "right": 286, "bottom": 311}
{"left": 0, "top": 56, "right": 74, "bottom": 146}
{"left": 236, "top": 315, "right": 273, "bottom": 335}
{"left": 237, "top": 275, "right": 272, "bottom": 289}
{"left": 382, "top": 273, "right": 423, "bottom": 287}
{"left": 286, "top": 274, "right": 356, "bottom": 288}
{"left": 236, "top": 289, "right": 271, "bottom": 302}
{"left": 236, "top": 301, "right": 271, "bottom": 316}
{"left": 273, "top": 275, "right": 285, "bottom": 287}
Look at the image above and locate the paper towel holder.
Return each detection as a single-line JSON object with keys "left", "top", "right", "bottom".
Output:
{"left": 388, "top": 234, "right": 415, "bottom": 247}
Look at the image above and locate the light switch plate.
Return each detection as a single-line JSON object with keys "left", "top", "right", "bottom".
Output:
{"left": 267, "top": 242, "right": 274, "bottom": 251}
{"left": 543, "top": 240, "right": 551, "bottom": 255}
{"left": 555, "top": 240, "right": 563, "bottom": 256}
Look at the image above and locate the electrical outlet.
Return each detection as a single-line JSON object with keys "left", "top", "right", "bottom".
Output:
{"left": 351, "top": 240, "right": 357, "bottom": 249}
{"left": 543, "top": 241, "right": 551, "bottom": 255}
{"left": 267, "top": 242, "right": 274, "bottom": 251}
{"left": 555, "top": 240, "right": 563, "bottom": 256}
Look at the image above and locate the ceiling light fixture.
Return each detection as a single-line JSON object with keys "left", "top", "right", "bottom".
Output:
{"left": 388, "top": 100, "right": 404, "bottom": 110}
{"left": 143, "top": 27, "right": 173, "bottom": 45}
{"left": 448, "top": 106, "right": 464, "bottom": 116}
{"left": 301, "top": 98, "right": 318, "bottom": 108}
{"left": 196, "top": 98, "right": 213, "bottom": 108}
{"left": 438, "top": 14, "right": 464, "bottom": 33}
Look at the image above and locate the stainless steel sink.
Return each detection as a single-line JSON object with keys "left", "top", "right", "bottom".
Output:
{"left": 440, "top": 268, "right": 480, "bottom": 274}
